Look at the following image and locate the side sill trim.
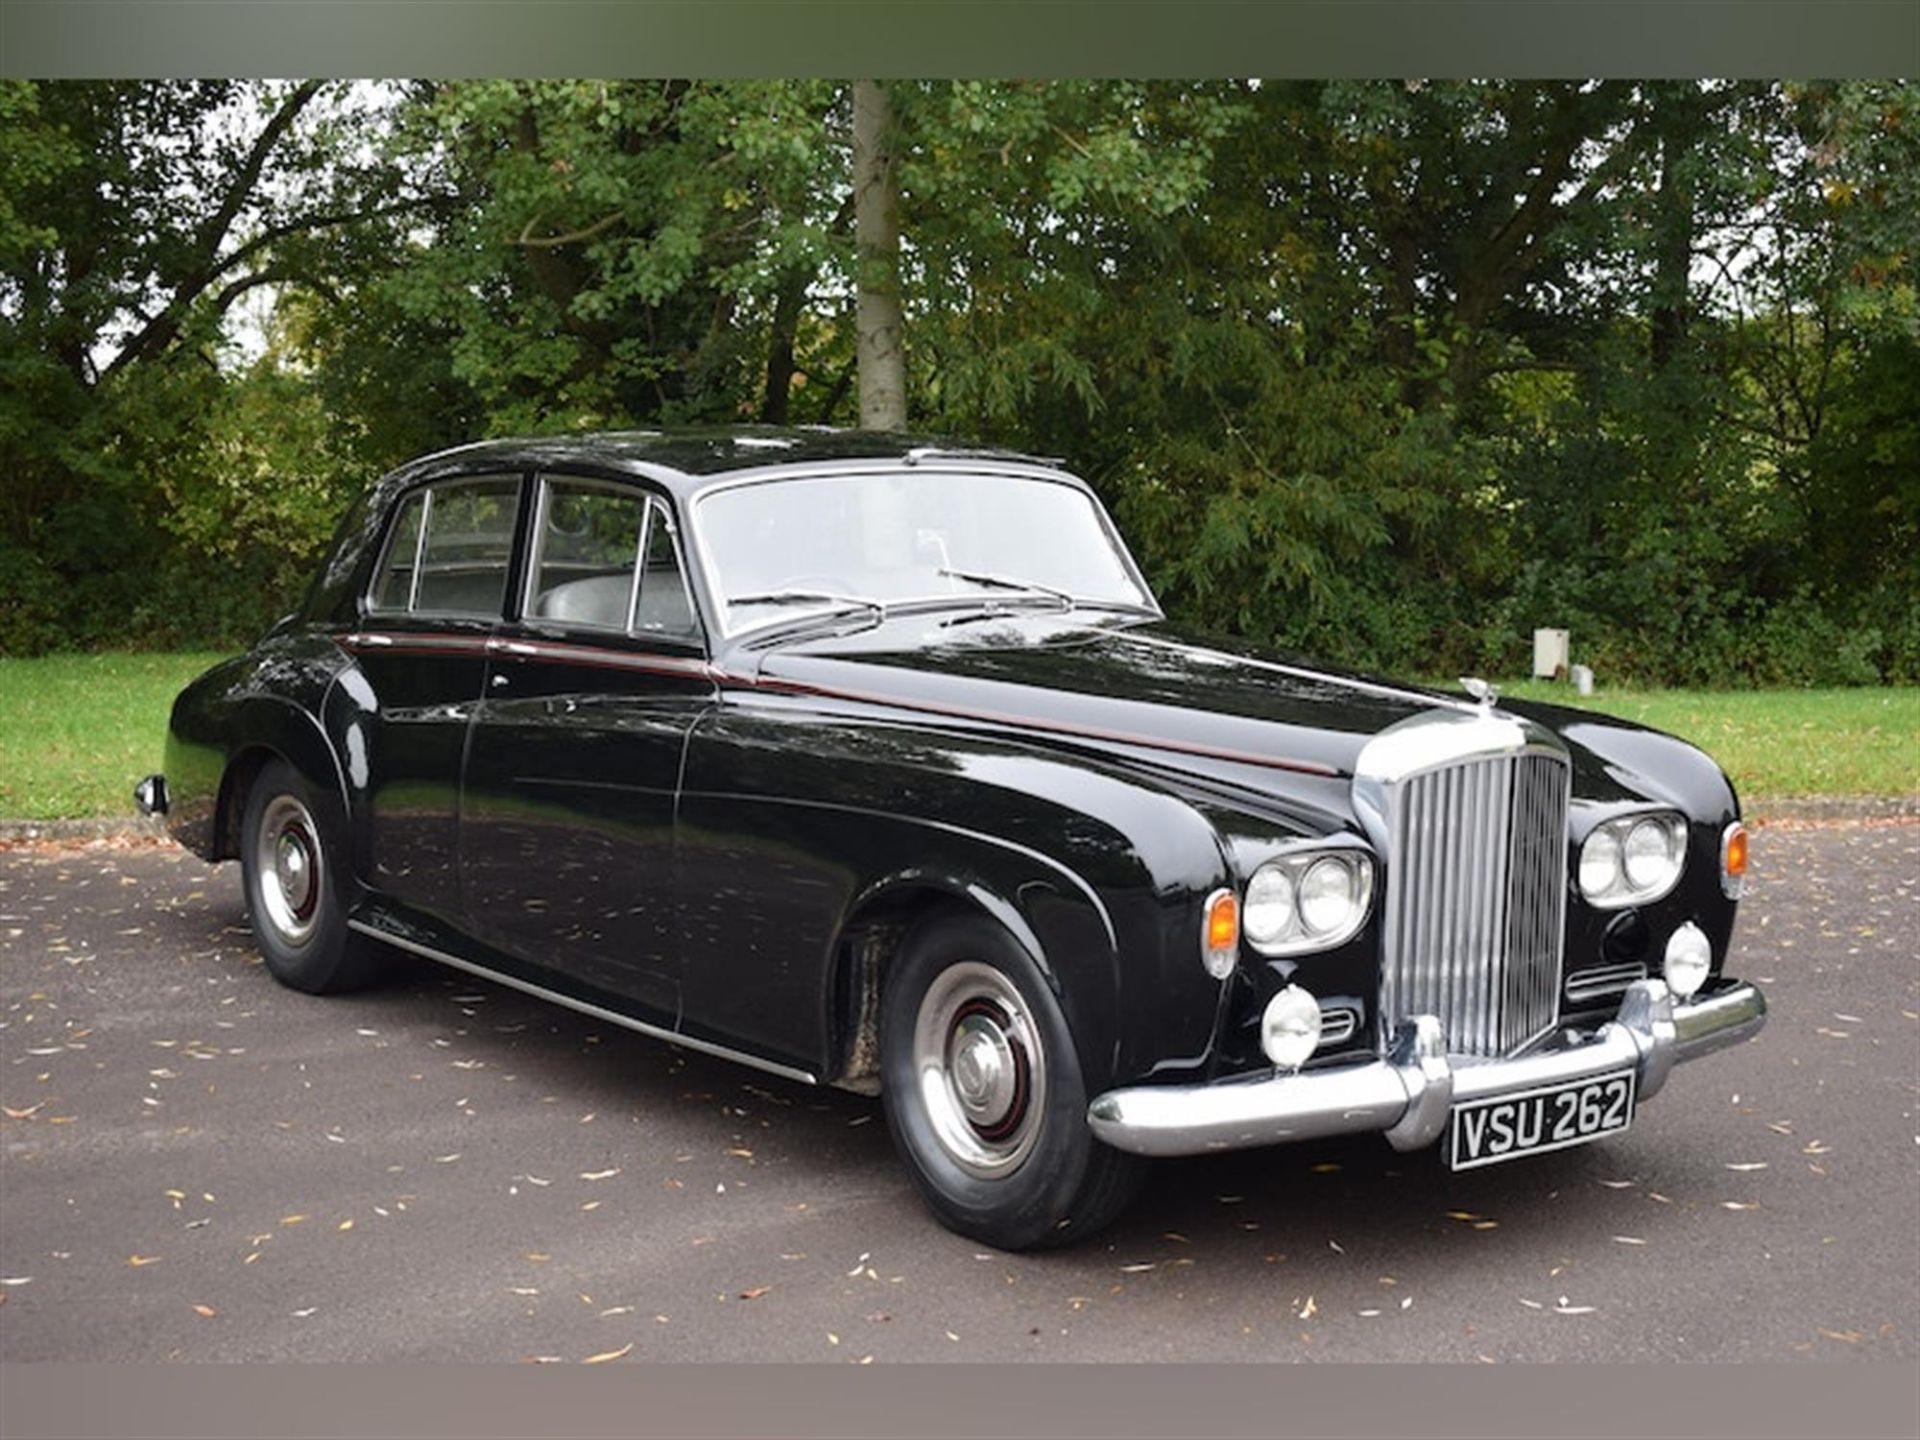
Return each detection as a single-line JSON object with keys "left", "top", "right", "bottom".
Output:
{"left": 346, "top": 918, "right": 818, "bottom": 1086}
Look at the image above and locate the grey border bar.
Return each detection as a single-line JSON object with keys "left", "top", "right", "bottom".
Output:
{"left": 2, "top": 1362, "right": 1918, "bottom": 1439}
{"left": 3, "top": 1, "right": 1915, "bottom": 79}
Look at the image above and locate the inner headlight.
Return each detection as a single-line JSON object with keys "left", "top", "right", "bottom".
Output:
{"left": 1242, "top": 847, "right": 1374, "bottom": 956}
{"left": 1579, "top": 812, "right": 1688, "bottom": 908}
{"left": 1242, "top": 865, "right": 1297, "bottom": 948}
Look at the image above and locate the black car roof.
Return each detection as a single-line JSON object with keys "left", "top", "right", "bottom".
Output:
{"left": 382, "top": 426, "right": 1074, "bottom": 501}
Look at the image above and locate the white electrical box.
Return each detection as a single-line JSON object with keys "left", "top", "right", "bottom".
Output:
{"left": 1533, "top": 628, "right": 1570, "bottom": 680}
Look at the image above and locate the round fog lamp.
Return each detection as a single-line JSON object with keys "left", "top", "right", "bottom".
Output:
{"left": 1663, "top": 921, "right": 1712, "bottom": 1000}
{"left": 1261, "top": 985, "right": 1323, "bottom": 1070}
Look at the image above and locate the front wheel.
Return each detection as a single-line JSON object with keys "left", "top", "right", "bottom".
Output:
{"left": 879, "top": 912, "right": 1144, "bottom": 1250}
{"left": 239, "top": 758, "right": 381, "bottom": 995}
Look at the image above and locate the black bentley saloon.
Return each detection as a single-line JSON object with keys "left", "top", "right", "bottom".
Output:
{"left": 139, "top": 428, "right": 1766, "bottom": 1250}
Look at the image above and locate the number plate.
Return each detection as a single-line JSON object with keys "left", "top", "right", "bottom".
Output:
{"left": 1447, "top": 1069, "right": 1636, "bottom": 1171}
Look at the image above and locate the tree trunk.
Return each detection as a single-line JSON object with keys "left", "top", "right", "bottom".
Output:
{"left": 852, "top": 80, "right": 906, "bottom": 431}
{"left": 760, "top": 267, "right": 809, "bottom": 424}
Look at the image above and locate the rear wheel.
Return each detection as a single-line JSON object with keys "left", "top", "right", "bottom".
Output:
{"left": 240, "top": 758, "right": 381, "bottom": 994}
{"left": 880, "top": 912, "right": 1144, "bottom": 1250}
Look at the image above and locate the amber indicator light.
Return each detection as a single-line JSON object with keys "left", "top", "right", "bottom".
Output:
{"left": 1207, "top": 891, "right": 1240, "bottom": 952}
{"left": 1724, "top": 825, "right": 1749, "bottom": 879}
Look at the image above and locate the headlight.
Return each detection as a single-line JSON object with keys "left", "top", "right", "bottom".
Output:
{"left": 1242, "top": 866, "right": 1297, "bottom": 948}
{"left": 1579, "top": 812, "right": 1688, "bottom": 908}
{"left": 1241, "top": 848, "right": 1374, "bottom": 956}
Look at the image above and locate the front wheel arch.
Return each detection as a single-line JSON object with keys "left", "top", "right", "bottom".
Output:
{"left": 877, "top": 909, "right": 1145, "bottom": 1250}
{"left": 826, "top": 870, "right": 1113, "bottom": 1097}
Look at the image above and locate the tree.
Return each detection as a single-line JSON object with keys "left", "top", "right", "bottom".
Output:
{"left": 852, "top": 80, "right": 906, "bottom": 431}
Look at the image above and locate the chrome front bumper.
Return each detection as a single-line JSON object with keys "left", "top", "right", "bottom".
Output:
{"left": 1086, "top": 979, "right": 1766, "bottom": 1159}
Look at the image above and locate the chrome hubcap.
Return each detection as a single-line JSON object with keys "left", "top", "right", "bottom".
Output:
{"left": 254, "top": 794, "right": 321, "bottom": 946}
{"left": 912, "top": 961, "right": 1046, "bottom": 1179}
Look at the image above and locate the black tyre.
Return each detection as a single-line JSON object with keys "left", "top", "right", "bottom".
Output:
{"left": 879, "top": 912, "right": 1145, "bottom": 1250}
{"left": 239, "top": 758, "right": 382, "bottom": 995}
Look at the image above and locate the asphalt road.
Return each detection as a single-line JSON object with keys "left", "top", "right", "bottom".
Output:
{"left": 2, "top": 822, "right": 1914, "bottom": 1365}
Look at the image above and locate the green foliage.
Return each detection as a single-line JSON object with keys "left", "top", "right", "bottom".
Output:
{"left": 3, "top": 79, "right": 1915, "bottom": 685}
{"left": 0, "top": 651, "right": 228, "bottom": 818}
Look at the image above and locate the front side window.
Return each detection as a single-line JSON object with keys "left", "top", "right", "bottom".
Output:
{"left": 523, "top": 478, "right": 702, "bottom": 648}
{"left": 526, "top": 481, "right": 647, "bottom": 631}
{"left": 369, "top": 476, "right": 521, "bottom": 618}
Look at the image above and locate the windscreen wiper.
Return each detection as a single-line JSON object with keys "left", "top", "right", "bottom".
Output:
{"left": 934, "top": 568, "right": 1075, "bottom": 611}
{"left": 728, "top": 590, "right": 888, "bottom": 643}
{"left": 730, "top": 589, "right": 886, "bottom": 619}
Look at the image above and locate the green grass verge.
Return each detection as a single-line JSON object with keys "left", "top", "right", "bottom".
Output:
{"left": 1, "top": 653, "right": 1915, "bottom": 820}
{"left": 0, "top": 651, "right": 227, "bottom": 821}
{"left": 1494, "top": 680, "right": 1920, "bottom": 800}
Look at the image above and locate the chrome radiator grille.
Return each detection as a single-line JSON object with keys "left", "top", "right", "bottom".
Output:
{"left": 1378, "top": 750, "right": 1571, "bottom": 1058}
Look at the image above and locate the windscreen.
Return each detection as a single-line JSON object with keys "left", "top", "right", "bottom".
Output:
{"left": 696, "top": 470, "right": 1154, "bottom": 634}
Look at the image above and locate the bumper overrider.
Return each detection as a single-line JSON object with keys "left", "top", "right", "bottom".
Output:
{"left": 1086, "top": 978, "right": 1766, "bottom": 1159}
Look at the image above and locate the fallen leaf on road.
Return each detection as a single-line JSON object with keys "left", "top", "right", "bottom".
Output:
{"left": 740, "top": 1286, "right": 771, "bottom": 1300}
{"left": 127, "top": 1255, "right": 161, "bottom": 1267}
{"left": 581, "top": 1342, "right": 633, "bottom": 1365}
{"left": 192, "top": 1304, "right": 217, "bottom": 1318}
{"left": 580, "top": 1168, "right": 621, "bottom": 1181}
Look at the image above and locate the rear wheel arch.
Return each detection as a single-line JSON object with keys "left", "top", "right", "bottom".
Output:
{"left": 211, "top": 701, "right": 352, "bottom": 865}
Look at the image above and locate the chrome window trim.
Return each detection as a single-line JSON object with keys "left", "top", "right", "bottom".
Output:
{"left": 405, "top": 488, "right": 431, "bottom": 612}
{"left": 627, "top": 499, "right": 653, "bottom": 632}
{"left": 520, "top": 474, "right": 646, "bottom": 636}
{"left": 634, "top": 498, "right": 706, "bottom": 650}
{"left": 514, "top": 476, "right": 707, "bottom": 652}
{"left": 363, "top": 474, "right": 523, "bottom": 622}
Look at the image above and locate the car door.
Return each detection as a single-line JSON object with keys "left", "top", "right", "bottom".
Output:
{"left": 349, "top": 472, "right": 525, "bottom": 922}
{"left": 458, "top": 475, "right": 713, "bottom": 1026}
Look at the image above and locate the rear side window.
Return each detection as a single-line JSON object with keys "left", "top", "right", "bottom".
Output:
{"left": 369, "top": 476, "right": 521, "bottom": 618}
